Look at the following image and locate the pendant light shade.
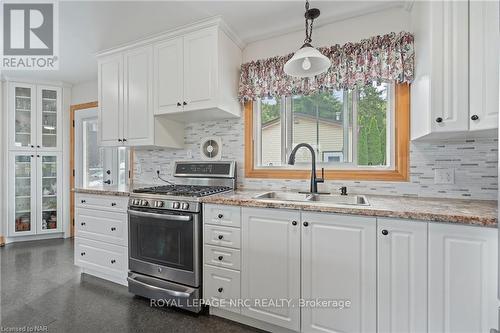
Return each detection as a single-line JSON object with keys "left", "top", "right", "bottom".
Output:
{"left": 284, "top": 44, "right": 331, "bottom": 78}
{"left": 284, "top": 0, "right": 331, "bottom": 78}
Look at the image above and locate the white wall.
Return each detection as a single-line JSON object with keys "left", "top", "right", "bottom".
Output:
{"left": 243, "top": 7, "right": 411, "bottom": 62}
{"left": 71, "top": 80, "right": 97, "bottom": 105}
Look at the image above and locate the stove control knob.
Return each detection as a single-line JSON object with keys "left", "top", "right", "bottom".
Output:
{"left": 181, "top": 202, "right": 190, "bottom": 210}
{"left": 156, "top": 201, "right": 165, "bottom": 208}
{"left": 133, "top": 199, "right": 140, "bottom": 205}
{"left": 173, "top": 202, "right": 181, "bottom": 209}
{"left": 141, "top": 200, "right": 149, "bottom": 206}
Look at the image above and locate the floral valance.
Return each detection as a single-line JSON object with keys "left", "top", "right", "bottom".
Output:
{"left": 238, "top": 31, "right": 414, "bottom": 101}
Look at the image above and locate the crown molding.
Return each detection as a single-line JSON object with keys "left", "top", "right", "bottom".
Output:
{"left": 96, "top": 16, "right": 245, "bottom": 58}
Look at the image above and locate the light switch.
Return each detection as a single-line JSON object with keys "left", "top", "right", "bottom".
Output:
{"left": 434, "top": 168, "right": 455, "bottom": 184}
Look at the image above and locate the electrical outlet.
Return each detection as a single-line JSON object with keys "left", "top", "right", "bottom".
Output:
{"left": 434, "top": 168, "right": 455, "bottom": 184}
{"left": 186, "top": 150, "right": 193, "bottom": 158}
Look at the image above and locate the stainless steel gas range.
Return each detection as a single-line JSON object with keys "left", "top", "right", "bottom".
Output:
{"left": 127, "top": 161, "right": 236, "bottom": 313}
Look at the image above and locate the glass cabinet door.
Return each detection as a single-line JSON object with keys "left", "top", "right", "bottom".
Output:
{"left": 37, "top": 153, "right": 62, "bottom": 233}
{"left": 38, "top": 86, "right": 61, "bottom": 150}
{"left": 9, "top": 153, "right": 36, "bottom": 236}
{"left": 11, "top": 84, "right": 36, "bottom": 149}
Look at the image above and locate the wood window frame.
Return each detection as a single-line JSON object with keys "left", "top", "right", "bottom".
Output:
{"left": 244, "top": 83, "right": 410, "bottom": 181}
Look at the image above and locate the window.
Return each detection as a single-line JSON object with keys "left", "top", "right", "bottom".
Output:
{"left": 75, "top": 108, "right": 130, "bottom": 187}
{"left": 245, "top": 83, "right": 409, "bottom": 181}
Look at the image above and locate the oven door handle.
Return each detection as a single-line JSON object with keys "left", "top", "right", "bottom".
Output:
{"left": 128, "top": 210, "right": 192, "bottom": 221}
{"left": 127, "top": 275, "right": 194, "bottom": 298}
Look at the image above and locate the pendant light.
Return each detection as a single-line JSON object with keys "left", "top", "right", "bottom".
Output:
{"left": 284, "top": 0, "right": 331, "bottom": 78}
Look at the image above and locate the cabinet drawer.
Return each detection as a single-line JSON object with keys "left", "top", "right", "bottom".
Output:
{"left": 204, "top": 225, "right": 241, "bottom": 249}
{"left": 204, "top": 245, "right": 241, "bottom": 270}
{"left": 75, "top": 208, "right": 128, "bottom": 246}
{"left": 204, "top": 204, "right": 241, "bottom": 228}
{"left": 74, "top": 237, "right": 127, "bottom": 276}
{"left": 76, "top": 193, "right": 128, "bottom": 212}
{"left": 203, "top": 265, "right": 241, "bottom": 313}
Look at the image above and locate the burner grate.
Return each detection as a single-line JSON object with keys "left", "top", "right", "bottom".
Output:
{"left": 133, "top": 185, "right": 232, "bottom": 197}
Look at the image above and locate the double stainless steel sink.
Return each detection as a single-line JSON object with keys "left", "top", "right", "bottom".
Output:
{"left": 252, "top": 191, "right": 369, "bottom": 206}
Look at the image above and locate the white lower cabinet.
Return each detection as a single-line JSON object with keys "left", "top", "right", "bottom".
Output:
{"left": 203, "top": 204, "right": 242, "bottom": 314}
{"left": 241, "top": 207, "right": 301, "bottom": 331}
{"left": 428, "top": 223, "right": 498, "bottom": 333}
{"left": 74, "top": 193, "right": 129, "bottom": 285}
{"left": 301, "top": 212, "right": 377, "bottom": 333}
{"left": 377, "top": 218, "right": 428, "bottom": 333}
{"left": 205, "top": 205, "right": 498, "bottom": 333}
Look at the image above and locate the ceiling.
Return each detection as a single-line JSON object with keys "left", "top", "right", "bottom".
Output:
{"left": 1, "top": 1, "right": 406, "bottom": 85}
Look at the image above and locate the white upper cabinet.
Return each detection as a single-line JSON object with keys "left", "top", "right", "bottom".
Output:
{"left": 469, "top": 0, "right": 499, "bottom": 131}
{"left": 428, "top": 223, "right": 498, "bottom": 333}
{"left": 123, "top": 46, "right": 154, "bottom": 146}
{"left": 182, "top": 28, "right": 217, "bottom": 112}
{"left": 411, "top": 0, "right": 499, "bottom": 139}
{"left": 154, "top": 37, "right": 184, "bottom": 114}
{"left": 301, "top": 212, "right": 377, "bottom": 333}
{"left": 241, "top": 207, "right": 301, "bottom": 331}
{"left": 98, "top": 47, "right": 184, "bottom": 148}
{"left": 9, "top": 82, "right": 62, "bottom": 151}
{"left": 98, "top": 54, "right": 123, "bottom": 147}
{"left": 153, "top": 24, "right": 242, "bottom": 121}
{"left": 377, "top": 218, "right": 427, "bottom": 333}
{"left": 98, "top": 19, "right": 242, "bottom": 147}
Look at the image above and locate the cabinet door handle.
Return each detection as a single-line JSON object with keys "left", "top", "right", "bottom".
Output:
{"left": 36, "top": 155, "right": 40, "bottom": 158}
{"left": 381, "top": 229, "right": 389, "bottom": 235}
{"left": 111, "top": 202, "right": 116, "bottom": 206}
{"left": 80, "top": 222, "right": 86, "bottom": 226}
{"left": 80, "top": 200, "right": 86, "bottom": 203}
{"left": 218, "top": 235, "right": 223, "bottom": 240}
{"left": 435, "top": 117, "right": 443, "bottom": 123}
{"left": 123, "top": 138, "right": 127, "bottom": 142}
{"left": 292, "top": 221, "right": 297, "bottom": 226}
{"left": 118, "top": 139, "right": 122, "bottom": 142}
{"left": 80, "top": 252, "right": 85, "bottom": 256}
{"left": 183, "top": 101, "right": 187, "bottom": 106}
{"left": 30, "top": 145, "right": 34, "bottom": 148}
{"left": 218, "top": 287, "right": 223, "bottom": 293}
{"left": 37, "top": 145, "right": 40, "bottom": 148}
{"left": 471, "top": 115, "right": 479, "bottom": 121}
{"left": 177, "top": 102, "right": 181, "bottom": 106}
{"left": 303, "top": 221, "right": 309, "bottom": 227}
{"left": 111, "top": 259, "right": 116, "bottom": 264}
{"left": 111, "top": 227, "right": 116, "bottom": 231}
{"left": 218, "top": 255, "right": 223, "bottom": 261}
{"left": 217, "top": 214, "right": 223, "bottom": 219}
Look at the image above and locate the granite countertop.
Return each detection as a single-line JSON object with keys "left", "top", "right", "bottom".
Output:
{"left": 201, "top": 189, "right": 498, "bottom": 227}
{"left": 73, "top": 185, "right": 131, "bottom": 197}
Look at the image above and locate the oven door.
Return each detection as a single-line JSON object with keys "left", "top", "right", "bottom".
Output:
{"left": 128, "top": 207, "right": 201, "bottom": 287}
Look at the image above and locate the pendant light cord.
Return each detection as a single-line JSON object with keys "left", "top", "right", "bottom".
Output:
{"left": 304, "top": 0, "right": 315, "bottom": 45}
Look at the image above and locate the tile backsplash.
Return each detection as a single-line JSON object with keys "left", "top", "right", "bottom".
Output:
{"left": 133, "top": 117, "right": 498, "bottom": 200}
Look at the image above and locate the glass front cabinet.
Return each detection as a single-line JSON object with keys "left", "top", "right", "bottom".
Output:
{"left": 8, "top": 152, "right": 62, "bottom": 236}
{"left": 7, "top": 81, "right": 63, "bottom": 237}
{"left": 9, "top": 83, "right": 62, "bottom": 151}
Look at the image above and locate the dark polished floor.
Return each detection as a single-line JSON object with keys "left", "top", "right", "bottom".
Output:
{"left": 0, "top": 239, "right": 261, "bottom": 333}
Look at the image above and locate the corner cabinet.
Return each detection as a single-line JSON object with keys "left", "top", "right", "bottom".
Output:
{"left": 410, "top": 0, "right": 499, "bottom": 139}
{"left": 8, "top": 152, "right": 62, "bottom": 236}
